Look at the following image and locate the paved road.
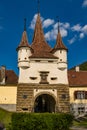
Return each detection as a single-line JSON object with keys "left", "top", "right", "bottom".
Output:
{"left": 70, "top": 126, "right": 87, "bottom": 130}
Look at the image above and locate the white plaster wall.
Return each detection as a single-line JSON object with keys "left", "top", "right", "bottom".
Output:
{"left": 0, "top": 87, "right": 17, "bottom": 104}
{"left": 19, "top": 59, "right": 68, "bottom": 84}
{"left": 18, "top": 47, "right": 31, "bottom": 67}
{"left": 54, "top": 50, "right": 67, "bottom": 63}
{"left": 58, "top": 62, "right": 67, "bottom": 69}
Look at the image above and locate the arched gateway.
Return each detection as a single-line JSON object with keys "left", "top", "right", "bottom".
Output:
{"left": 34, "top": 94, "right": 56, "bottom": 113}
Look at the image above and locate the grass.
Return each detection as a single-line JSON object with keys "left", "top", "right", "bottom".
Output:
{"left": 0, "top": 108, "right": 12, "bottom": 129}
{"left": 73, "top": 118, "right": 87, "bottom": 128}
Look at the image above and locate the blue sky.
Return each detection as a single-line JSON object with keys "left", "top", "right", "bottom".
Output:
{"left": 0, "top": 0, "right": 87, "bottom": 75}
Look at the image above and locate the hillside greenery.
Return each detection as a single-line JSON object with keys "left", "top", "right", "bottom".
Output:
{"left": 71, "top": 61, "right": 87, "bottom": 71}
{"left": 80, "top": 62, "right": 87, "bottom": 70}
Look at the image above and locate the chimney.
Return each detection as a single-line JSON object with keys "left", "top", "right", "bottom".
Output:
{"left": 1, "top": 66, "right": 6, "bottom": 85}
{"left": 75, "top": 66, "right": 80, "bottom": 72}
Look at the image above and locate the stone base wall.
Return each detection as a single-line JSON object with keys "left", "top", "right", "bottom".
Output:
{"left": 16, "top": 84, "right": 70, "bottom": 113}
{"left": 57, "top": 86, "right": 70, "bottom": 113}
{"left": 16, "top": 84, "right": 34, "bottom": 112}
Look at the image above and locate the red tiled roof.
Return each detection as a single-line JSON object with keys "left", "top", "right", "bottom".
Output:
{"left": 31, "top": 13, "right": 57, "bottom": 59}
{"left": 68, "top": 70, "right": 87, "bottom": 86}
{"left": 30, "top": 51, "right": 58, "bottom": 59}
{"left": 31, "top": 14, "right": 51, "bottom": 52}
{"left": 17, "top": 31, "right": 31, "bottom": 50}
{"left": 5, "top": 70, "right": 18, "bottom": 84}
{"left": 0, "top": 69, "right": 18, "bottom": 85}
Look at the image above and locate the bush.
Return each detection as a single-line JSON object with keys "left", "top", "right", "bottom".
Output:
{"left": 9, "top": 113, "right": 73, "bottom": 130}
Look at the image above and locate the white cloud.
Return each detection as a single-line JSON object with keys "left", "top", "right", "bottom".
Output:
{"left": 29, "top": 14, "right": 87, "bottom": 44}
{"left": 82, "top": 0, "right": 87, "bottom": 7}
{"left": 71, "top": 24, "right": 81, "bottom": 32}
{"left": 45, "top": 32, "right": 51, "bottom": 41}
{"left": 29, "top": 14, "right": 37, "bottom": 29}
{"left": 43, "top": 19, "right": 54, "bottom": 28}
{"left": 70, "top": 24, "right": 87, "bottom": 41}
{"left": 68, "top": 36, "right": 77, "bottom": 44}
{"left": 45, "top": 29, "right": 57, "bottom": 41}
{"left": 79, "top": 33, "right": 85, "bottom": 39}
{"left": 30, "top": 14, "right": 68, "bottom": 41}
{"left": 53, "top": 23, "right": 58, "bottom": 29}
{"left": 45, "top": 27, "right": 68, "bottom": 41}
{"left": 29, "top": 14, "right": 44, "bottom": 29}
{"left": 60, "top": 28, "right": 68, "bottom": 37}
{"left": 82, "top": 25, "right": 87, "bottom": 34}
{"left": 48, "top": 22, "right": 69, "bottom": 40}
{"left": 60, "top": 22, "right": 70, "bottom": 29}
{"left": 53, "top": 22, "right": 70, "bottom": 30}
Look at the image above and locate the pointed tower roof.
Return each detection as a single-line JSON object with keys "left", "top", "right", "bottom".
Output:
{"left": 17, "top": 19, "right": 31, "bottom": 50}
{"left": 51, "top": 21, "right": 67, "bottom": 53}
{"left": 30, "top": 13, "right": 57, "bottom": 59}
{"left": 31, "top": 13, "right": 51, "bottom": 53}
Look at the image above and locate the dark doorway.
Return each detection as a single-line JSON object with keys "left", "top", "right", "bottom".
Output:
{"left": 34, "top": 94, "right": 55, "bottom": 113}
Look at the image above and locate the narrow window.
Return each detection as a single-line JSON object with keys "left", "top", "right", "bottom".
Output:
{"left": 60, "top": 50, "right": 62, "bottom": 53}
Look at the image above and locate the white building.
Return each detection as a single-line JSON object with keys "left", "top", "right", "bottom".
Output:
{"left": 16, "top": 13, "right": 70, "bottom": 113}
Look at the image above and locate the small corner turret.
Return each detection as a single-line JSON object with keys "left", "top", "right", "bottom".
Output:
{"left": 52, "top": 18, "right": 68, "bottom": 52}
{"left": 51, "top": 19, "right": 68, "bottom": 70}
{"left": 17, "top": 19, "right": 32, "bottom": 69}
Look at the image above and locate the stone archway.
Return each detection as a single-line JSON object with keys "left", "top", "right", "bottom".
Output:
{"left": 34, "top": 94, "right": 56, "bottom": 113}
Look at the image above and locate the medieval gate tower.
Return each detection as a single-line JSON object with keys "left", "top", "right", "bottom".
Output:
{"left": 16, "top": 12, "right": 70, "bottom": 113}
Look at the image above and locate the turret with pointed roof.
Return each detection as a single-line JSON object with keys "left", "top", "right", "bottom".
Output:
{"left": 30, "top": 13, "right": 57, "bottom": 59}
{"left": 17, "top": 19, "right": 32, "bottom": 68}
{"left": 51, "top": 21, "right": 67, "bottom": 53}
{"left": 31, "top": 13, "right": 51, "bottom": 52}
{"left": 17, "top": 19, "right": 31, "bottom": 51}
{"left": 51, "top": 20, "right": 68, "bottom": 70}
